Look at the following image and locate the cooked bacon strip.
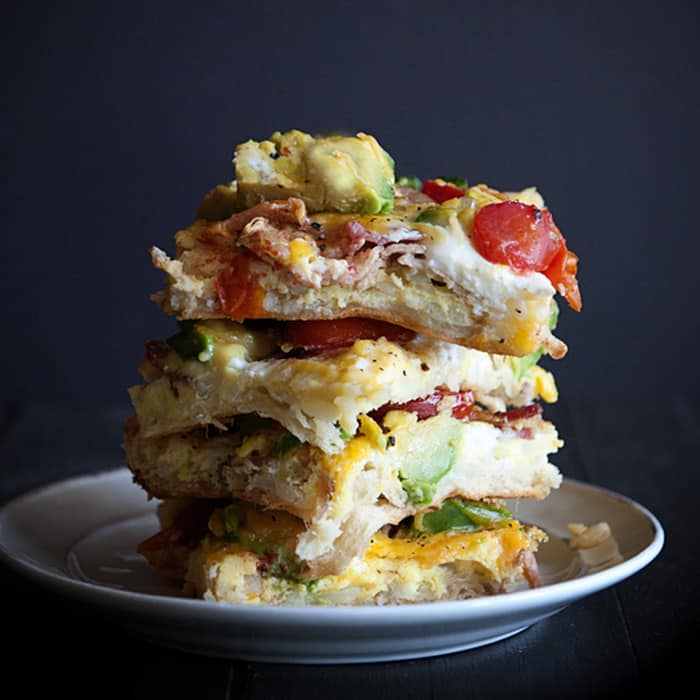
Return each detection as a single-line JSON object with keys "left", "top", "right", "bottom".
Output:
{"left": 238, "top": 217, "right": 307, "bottom": 267}
{"left": 520, "top": 549, "right": 542, "bottom": 588}
{"left": 145, "top": 340, "right": 170, "bottom": 369}
{"left": 471, "top": 403, "right": 543, "bottom": 428}
{"left": 395, "top": 185, "right": 434, "bottom": 204}
{"left": 233, "top": 205, "right": 425, "bottom": 291}
{"left": 137, "top": 500, "right": 221, "bottom": 579}
{"left": 225, "top": 198, "right": 308, "bottom": 233}
{"left": 327, "top": 220, "right": 422, "bottom": 258}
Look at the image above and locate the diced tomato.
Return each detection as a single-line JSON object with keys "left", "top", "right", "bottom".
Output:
{"left": 215, "top": 253, "right": 266, "bottom": 321}
{"left": 421, "top": 179, "right": 466, "bottom": 203}
{"left": 544, "top": 246, "right": 582, "bottom": 312}
{"left": 471, "top": 201, "right": 581, "bottom": 311}
{"left": 281, "top": 318, "right": 415, "bottom": 353}
{"left": 472, "top": 201, "right": 562, "bottom": 272}
{"left": 371, "top": 390, "right": 475, "bottom": 423}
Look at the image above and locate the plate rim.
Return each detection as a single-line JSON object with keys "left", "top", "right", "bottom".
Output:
{"left": 0, "top": 466, "right": 665, "bottom": 623}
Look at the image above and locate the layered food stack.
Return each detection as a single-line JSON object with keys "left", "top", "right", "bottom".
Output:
{"left": 124, "top": 129, "right": 581, "bottom": 605}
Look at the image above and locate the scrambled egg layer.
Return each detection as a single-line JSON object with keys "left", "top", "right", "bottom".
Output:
{"left": 129, "top": 324, "right": 557, "bottom": 454}
{"left": 185, "top": 523, "right": 547, "bottom": 605}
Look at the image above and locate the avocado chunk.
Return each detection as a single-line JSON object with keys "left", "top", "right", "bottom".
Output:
{"left": 166, "top": 321, "right": 214, "bottom": 362}
{"left": 234, "top": 129, "right": 395, "bottom": 214}
{"left": 213, "top": 502, "right": 304, "bottom": 579}
{"left": 514, "top": 300, "right": 560, "bottom": 379}
{"left": 396, "top": 413, "right": 462, "bottom": 505}
{"left": 396, "top": 175, "right": 422, "bottom": 190}
{"left": 439, "top": 176, "right": 468, "bottom": 188}
{"left": 413, "top": 499, "right": 513, "bottom": 534}
{"left": 196, "top": 182, "right": 239, "bottom": 221}
{"left": 415, "top": 206, "right": 456, "bottom": 225}
{"left": 196, "top": 319, "right": 278, "bottom": 363}
{"left": 269, "top": 431, "right": 302, "bottom": 457}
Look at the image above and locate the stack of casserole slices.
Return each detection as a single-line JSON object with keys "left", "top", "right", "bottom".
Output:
{"left": 124, "top": 129, "right": 581, "bottom": 605}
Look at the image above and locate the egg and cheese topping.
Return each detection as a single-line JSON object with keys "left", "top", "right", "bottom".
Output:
{"left": 185, "top": 516, "right": 547, "bottom": 606}
{"left": 129, "top": 320, "right": 557, "bottom": 454}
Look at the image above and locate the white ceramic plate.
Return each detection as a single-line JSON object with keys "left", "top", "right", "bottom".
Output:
{"left": 0, "top": 468, "right": 663, "bottom": 664}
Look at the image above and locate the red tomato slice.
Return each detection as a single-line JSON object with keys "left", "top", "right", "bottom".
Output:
{"left": 421, "top": 179, "right": 466, "bottom": 203}
{"left": 371, "top": 390, "right": 475, "bottom": 422}
{"left": 472, "top": 201, "right": 563, "bottom": 272}
{"left": 281, "top": 318, "right": 415, "bottom": 352}
{"left": 472, "top": 201, "right": 582, "bottom": 311}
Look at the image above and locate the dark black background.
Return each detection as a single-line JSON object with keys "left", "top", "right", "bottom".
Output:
{"left": 4, "top": 0, "right": 698, "bottom": 406}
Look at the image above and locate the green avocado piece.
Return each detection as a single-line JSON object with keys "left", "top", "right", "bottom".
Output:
{"left": 398, "top": 414, "right": 462, "bottom": 506}
{"left": 195, "top": 182, "right": 239, "bottom": 221}
{"left": 195, "top": 319, "right": 278, "bottom": 362}
{"left": 270, "top": 431, "right": 302, "bottom": 457}
{"left": 216, "top": 503, "right": 304, "bottom": 579}
{"left": 414, "top": 499, "right": 473, "bottom": 533}
{"left": 413, "top": 499, "right": 513, "bottom": 534}
{"left": 439, "top": 176, "right": 468, "bottom": 188}
{"left": 166, "top": 321, "right": 214, "bottom": 362}
{"left": 414, "top": 206, "right": 449, "bottom": 224}
{"left": 457, "top": 500, "right": 513, "bottom": 527}
{"left": 515, "top": 348, "right": 544, "bottom": 381}
{"left": 396, "top": 175, "right": 422, "bottom": 190}
{"left": 335, "top": 420, "right": 354, "bottom": 442}
{"left": 234, "top": 130, "right": 395, "bottom": 214}
{"left": 514, "top": 300, "right": 560, "bottom": 379}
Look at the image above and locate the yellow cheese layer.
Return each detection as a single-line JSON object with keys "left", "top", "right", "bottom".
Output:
{"left": 365, "top": 521, "right": 526, "bottom": 569}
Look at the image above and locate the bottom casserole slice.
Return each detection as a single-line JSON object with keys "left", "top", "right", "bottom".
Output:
{"left": 138, "top": 498, "right": 547, "bottom": 606}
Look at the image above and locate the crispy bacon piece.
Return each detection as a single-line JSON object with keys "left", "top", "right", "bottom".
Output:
{"left": 137, "top": 500, "right": 221, "bottom": 580}
{"left": 471, "top": 403, "right": 543, "bottom": 428}
{"left": 394, "top": 184, "right": 434, "bottom": 204}
{"left": 225, "top": 198, "right": 308, "bottom": 233}
{"left": 370, "top": 389, "right": 475, "bottom": 423}
{"left": 234, "top": 208, "right": 424, "bottom": 291}
{"left": 190, "top": 197, "right": 427, "bottom": 299}
{"left": 520, "top": 549, "right": 542, "bottom": 588}
{"left": 494, "top": 403, "right": 543, "bottom": 424}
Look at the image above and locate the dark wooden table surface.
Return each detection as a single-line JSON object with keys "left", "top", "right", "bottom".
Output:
{"left": 0, "top": 396, "right": 694, "bottom": 698}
